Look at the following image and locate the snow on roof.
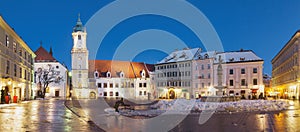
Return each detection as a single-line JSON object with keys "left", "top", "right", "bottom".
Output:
{"left": 158, "top": 48, "right": 201, "bottom": 64}
{"left": 215, "top": 50, "right": 263, "bottom": 63}
{"left": 158, "top": 48, "right": 263, "bottom": 64}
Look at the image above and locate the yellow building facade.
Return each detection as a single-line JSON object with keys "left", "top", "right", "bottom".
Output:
{"left": 0, "top": 15, "right": 35, "bottom": 102}
{"left": 272, "top": 31, "right": 300, "bottom": 99}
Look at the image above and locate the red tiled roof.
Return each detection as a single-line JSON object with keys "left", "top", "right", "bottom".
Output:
{"left": 34, "top": 46, "right": 56, "bottom": 62}
{"left": 88, "top": 60, "right": 153, "bottom": 78}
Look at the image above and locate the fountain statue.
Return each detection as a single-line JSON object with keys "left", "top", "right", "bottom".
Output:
{"left": 215, "top": 55, "right": 225, "bottom": 96}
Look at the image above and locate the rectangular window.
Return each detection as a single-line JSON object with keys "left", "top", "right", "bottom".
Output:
{"left": 19, "top": 48, "right": 22, "bottom": 57}
{"left": 109, "top": 91, "right": 113, "bottom": 96}
{"left": 207, "top": 64, "right": 211, "bottom": 69}
{"left": 139, "top": 83, "right": 142, "bottom": 87}
{"left": 28, "top": 71, "right": 30, "bottom": 81}
{"left": 144, "top": 91, "right": 147, "bottom": 95}
{"left": 24, "top": 51, "right": 27, "bottom": 60}
{"left": 24, "top": 70, "right": 27, "bottom": 80}
{"left": 104, "top": 83, "right": 107, "bottom": 88}
{"left": 97, "top": 83, "right": 102, "bottom": 88}
{"left": 78, "top": 35, "right": 81, "bottom": 40}
{"left": 13, "top": 42, "right": 17, "bottom": 53}
{"left": 229, "top": 69, "right": 234, "bottom": 75}
{"left": 115, "top": 92, "right": 119, "bottom": 96}
{"left": 201, "top": 65, "right": 204, "bottom": 70}
{"left": 110, "top": 83, "right": 113, "bottom": 88}
{"left": 6, "top": 60, "right": 9, "bottom": 74}
{"left": 241, "top": 79, "right": 246, "bottom": 86}
{"left": 19, "top": 67, "right": 22, "bottom": 78}
{"left": 201, "top": 83, "right": 204, "bottom": 88}
{"left": 230, "top": 80, "right": 234, "bottom": 86}
{"left": 208, "top": 73, "right": 211, "bottom": 79}
{"left": 139, "top": 91, "right": 142, "bottom": 96}
{"left": 115, "top": 83, "right": 119, "bottom": 88}
{"left": 14, "top": 64, "right": 17, "bottom": 76}
{"left": 5, "top": 35, "right": 9, "bottom": 47}
{"left": 241, "top": 68, "right": 245, "bottom": 74}
{"left": 143, "top": 83, "right": 147, "bottom": 87}
{"left": 253, "top": 68, "right": 257, "bottom": 73}
{"left": 253, "top": 79, "right": 258, "bottom": 85}
{"left": 103, "top": 92, "right": 107, "bottom": 96}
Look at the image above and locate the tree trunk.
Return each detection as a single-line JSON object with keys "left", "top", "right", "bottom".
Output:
{"left": 42, "top": 83, "right": 49, "bottom": 99}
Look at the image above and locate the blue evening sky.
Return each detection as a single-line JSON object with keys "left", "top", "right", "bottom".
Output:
{"left": 0, "top": 0, "right": 300, "bottom": 75}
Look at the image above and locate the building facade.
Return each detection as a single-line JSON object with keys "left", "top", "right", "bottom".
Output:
{"left": 156, "top": 48, "right": 264, "bottom": 99}
{"left": 89, "top": 60, "right": 154, "bottom": 100}
{"left": 155, "top": 48, "right": 201, "bottom": 99}
{"left": 33, "top": 46, "right": 69, "bottom": 99}
{"left": 193, "top": 52, "right": 215, "bottom": 97}
{"left": 0, "top": 15, "right": 35, "bottom": 101}
{"left": 272, "top": 30, "right": 300, "bottom": 100}
{"left": 215, "top": 50, "right": 264, "bottom": 99}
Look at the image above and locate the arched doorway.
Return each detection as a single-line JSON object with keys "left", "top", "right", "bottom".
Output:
{"left": 169, "top": 89, "right": 175, "bottom": 99}
{"left": 89, "top": 92, "right": 96, "bottom": 99}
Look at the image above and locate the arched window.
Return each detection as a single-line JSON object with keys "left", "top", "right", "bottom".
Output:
{"left": 120, "top": 71, "right": 125, "bottom": 78}
{"left": 94, "top": 71, "right": 99, "bottom": 78}
{"left": 106, "top": 71, "right": 111, "bottom": 78}
{"left": 141, "top": 69, "right": 146, "bottom": 78}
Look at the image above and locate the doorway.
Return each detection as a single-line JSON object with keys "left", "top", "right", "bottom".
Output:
{"left": 169, "top": 89, "right": 175, "bottom": 99}
{"left": 55, "top": 90, "right": 59, "bottom": 97}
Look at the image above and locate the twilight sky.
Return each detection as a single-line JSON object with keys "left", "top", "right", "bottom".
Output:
{"left": 1, "top": 0, "right": 300, "bottom": 75}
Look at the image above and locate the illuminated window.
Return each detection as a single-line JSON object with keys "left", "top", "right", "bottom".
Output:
{"left": 5, "top": 35, "right": 9, "bottom": 47}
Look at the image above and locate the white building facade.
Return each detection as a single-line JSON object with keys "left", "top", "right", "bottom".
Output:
{"left": 71, "top": 15, "right": 96, "bottom": 99}
{"left": 89, "top": 60, "right": 154, "bottom": 100}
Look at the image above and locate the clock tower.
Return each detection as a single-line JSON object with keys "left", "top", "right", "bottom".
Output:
{"left": 71, "top": 14, "right": 89, "bottom": 98}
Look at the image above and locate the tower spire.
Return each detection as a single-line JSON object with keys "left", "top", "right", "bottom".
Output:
{"left": 73, "top": 13, "right": 84, "bottom": 32}
{"left": 77, "top": 13, "right": 81, "bottom": 22}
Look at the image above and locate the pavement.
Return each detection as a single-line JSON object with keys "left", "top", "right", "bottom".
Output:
{"left": 64, "top": 98, "right": 300, "bottom": 132}
{"left": 1, "top": 98, "right": 298, "bottom": 131}
{"left": 0, "top": 98, "right": 104, "bottom": 132}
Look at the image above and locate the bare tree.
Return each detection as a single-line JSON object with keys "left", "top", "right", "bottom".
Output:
{"left": 35, "top": 64, "right": 63, "bottom": 98}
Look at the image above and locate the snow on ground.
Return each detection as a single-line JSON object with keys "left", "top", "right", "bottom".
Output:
{"left": 151, "top": 99, "right": 290, "bottom": 113}
{"left": 105, "top": 99, "right": 290, "bottom": 117}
